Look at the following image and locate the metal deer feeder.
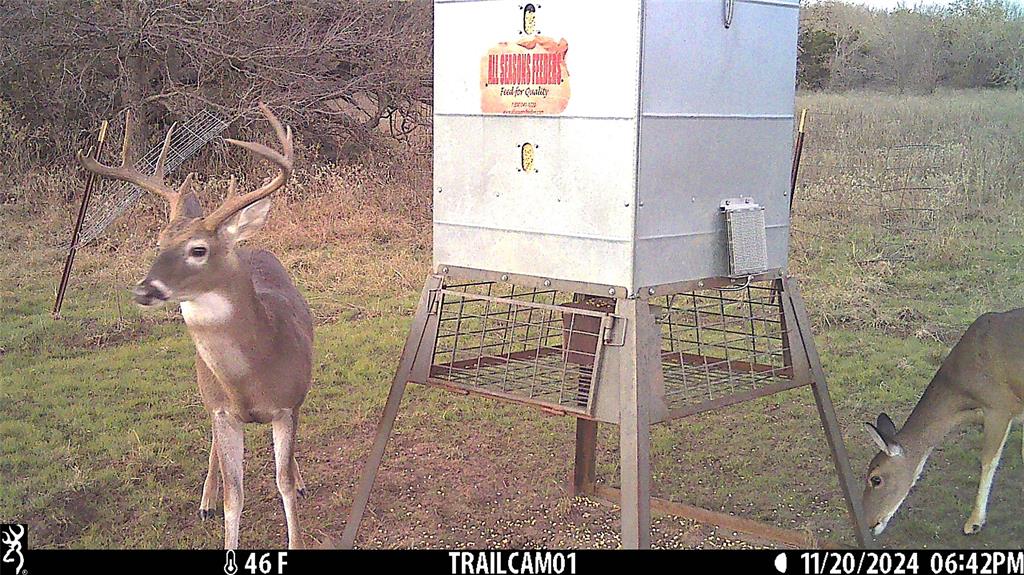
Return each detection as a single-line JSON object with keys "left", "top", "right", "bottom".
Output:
{"left": 343, "top": 0, "right": 872, "bottom": 549}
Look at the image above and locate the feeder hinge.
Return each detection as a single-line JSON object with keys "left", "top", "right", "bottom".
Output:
{"left": 603, "top": 315, "right": 627, "bottom": 347}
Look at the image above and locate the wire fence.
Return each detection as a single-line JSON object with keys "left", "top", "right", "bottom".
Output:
{"left": 793, "top": 112, "right": 967, "bottom": 263}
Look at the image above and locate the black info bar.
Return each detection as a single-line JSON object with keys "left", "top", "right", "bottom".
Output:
{"left": 12, "top": 550, "right": 1024, "bottom": 575}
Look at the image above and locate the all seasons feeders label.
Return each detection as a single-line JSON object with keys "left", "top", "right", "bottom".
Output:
{"left": 481, "top": 36, "right": 570, "bottom": 114}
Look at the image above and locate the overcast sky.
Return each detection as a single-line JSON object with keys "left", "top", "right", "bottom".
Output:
{"left": 843, "top": 0, "right": 1022, "bottom": 9}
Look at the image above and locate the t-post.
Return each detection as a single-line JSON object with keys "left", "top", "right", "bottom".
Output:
{"left": 53, "top": 120, "right": 108, "bottom": 319}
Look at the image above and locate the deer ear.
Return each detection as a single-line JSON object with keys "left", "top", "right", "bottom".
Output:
{"left": 177, "top": 192, "right": 204, "bottom": 219}
{"left": 865, "top": 420, "right": 904, "bottom": 458}
{"left": 865, "top": 422, "right": 889, "bottom": 452}
{"left": 876, "top": 413, "right": 899, "bottom": 441}
{"left": 219, "top": 197, "right": 272, "bottom": 243}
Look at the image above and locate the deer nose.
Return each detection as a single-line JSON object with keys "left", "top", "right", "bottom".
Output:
{"left": 130, "top": 280, "right": 170, "bottom": 307}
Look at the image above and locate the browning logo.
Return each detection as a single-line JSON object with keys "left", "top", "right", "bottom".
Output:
{"left": 480, "top": 35, "right": 571, "bottom": 115}
{"left": 1, "top": 524, "right": 26, "bottom": 575}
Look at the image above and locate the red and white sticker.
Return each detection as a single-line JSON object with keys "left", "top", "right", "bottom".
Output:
{"left": 480, "top": 36, "right": 571, "bottom": 115}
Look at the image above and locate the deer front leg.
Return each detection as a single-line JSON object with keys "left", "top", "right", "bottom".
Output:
{"left": 200, "top": 433, "right": 221, "bottom": 520}
{"left": 213, "top": 410, "right": 245, "bottom": 549}
{"left": 964, "top": 411, "right": 1013, "bottom": 535}
{"left": 272, "top": 409, "right": 302, "bottom": 549}
{"left": 292, "top": 456, "right": 306, "bottom": 498}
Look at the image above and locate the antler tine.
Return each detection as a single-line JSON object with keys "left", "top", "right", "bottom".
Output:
{"left": 119, "top": 110, "right": 132, "bottom": 166}
{"left": 120, "top": 109, "right": 134, "bottom": 167}
{"left": 203, "top": 103, "right": 294, "bottom": 230}
{"left": 76, "top": 109, "right": 183, "bottom": 219}
{"left": 177, "top": 172, "right": 195, "bottom": 194}
{"left": 153, "top": 123, "right": 177, "bottom": 181}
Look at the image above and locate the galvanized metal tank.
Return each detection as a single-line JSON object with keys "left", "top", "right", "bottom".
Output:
{"left": 433, "top": 0, "right": 800, "bottom": 294}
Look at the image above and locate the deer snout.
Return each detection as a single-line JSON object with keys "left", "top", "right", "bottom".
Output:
{"left": 131, "top": 279, "right": 171, "bottom": 307}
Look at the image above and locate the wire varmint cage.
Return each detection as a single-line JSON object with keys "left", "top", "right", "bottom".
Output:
{"left": 425, "top": 279, "right": 797, "bottom": 419}
{"left": 428, "top": 282, "right": 611, "bottom": 415}
{"left": 656, "top": 281, "right": 793, "bottom": 414}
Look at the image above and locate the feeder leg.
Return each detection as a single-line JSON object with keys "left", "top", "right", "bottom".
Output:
{"left": 571, "top": 419, "right": 598, "bottom": 496}
{"left": 617, "top": 298, "right": 653, "bottom": 549}
{"left": 340, "top": 378, "right": 407, "bottom": 549}
{"left": 340, "top": 276, "right": 441, "bottom": 549}
{"left": 783, "top": 278, "right": 875, "bottom": 549}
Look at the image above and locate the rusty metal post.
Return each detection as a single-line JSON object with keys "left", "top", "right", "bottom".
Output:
{"left": 783, "top": 277, "right": 874, "bottom": 548}
{"left": 54, "top": 120, "right": 108, "bottom": 318}
{"left": 571, "top": 419, "right": 598, "bottom": 496}
{"left": 341, "top": 275, "right": 443, "bottom": 549}
{"left": 616, "top": 297, "right": 657, "bottom": 549}
{"left": 789, "top": 108, "right": 808, "bottom": 214}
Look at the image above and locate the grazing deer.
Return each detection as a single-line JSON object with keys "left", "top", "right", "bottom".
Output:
{"left": 77, "top": 105, "right": 312, "bottom": 549}
{"left": 862, "top": 309, "right": 1024, "bottom": 536}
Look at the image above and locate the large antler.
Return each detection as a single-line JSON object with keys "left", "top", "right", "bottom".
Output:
{"left": 76, "top": 110, "right": 194, "bottom": 221}
{"left": 202, "top": 103, "right": 293, "bottom": 231}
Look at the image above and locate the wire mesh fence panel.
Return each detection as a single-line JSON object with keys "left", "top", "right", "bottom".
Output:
{"left": 653, "top": 281, "right": 793, "bottom": 411}
{"left": 65, "top": 110, "right": 229, "bottom": 249}
{"left": 427, "top": 281, "right": 612, "bottom": 415}
{"left": 793, "top": 130, "right": 966, "bottom": 263}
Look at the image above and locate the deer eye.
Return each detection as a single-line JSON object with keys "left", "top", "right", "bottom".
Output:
{"left": 189, "top": 246, "right": 208, "bottom": 258}
{"left": 870, "top": 475, "right": 883, "bottom": 487}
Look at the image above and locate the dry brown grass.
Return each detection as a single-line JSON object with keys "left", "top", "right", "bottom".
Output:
{"left": 3, "top": 145, "right": 434, "bottom": 324}
{"left": 791, "top": 89, "right": 1024, "bottom": 339}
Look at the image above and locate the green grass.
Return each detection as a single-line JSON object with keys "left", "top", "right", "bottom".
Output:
{"left": 2, "top": 89, "right": 1023, "bottom": 549}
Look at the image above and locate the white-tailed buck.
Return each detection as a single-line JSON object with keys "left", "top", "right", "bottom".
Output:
{"left": 862, "top": 309, "right": 1024, "bottom": 536}
{"left": 77, "top": 104, "right": 312, "bottom": 549}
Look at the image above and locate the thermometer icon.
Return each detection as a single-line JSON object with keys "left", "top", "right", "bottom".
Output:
{"left": 224, "top": 549, "right": 238, "bottom": 575}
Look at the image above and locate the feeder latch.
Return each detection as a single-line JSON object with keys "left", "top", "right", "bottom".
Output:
{"left": 721, "top": 197, "right": 769, "bottom": 277}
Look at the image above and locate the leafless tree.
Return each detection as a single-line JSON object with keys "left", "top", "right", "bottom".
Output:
{"left": 798, "top": 0, "right": 1024, "bottom": 93}
{"left": 0, "top": 0, "right": 433, "bottom": 161}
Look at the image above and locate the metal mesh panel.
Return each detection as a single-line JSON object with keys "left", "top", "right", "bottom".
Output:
{"left": 428, "top": 282, "right": 611, "bottom": 415}
{"left": 655, "top": 281, "right": 793, "bottom": 411}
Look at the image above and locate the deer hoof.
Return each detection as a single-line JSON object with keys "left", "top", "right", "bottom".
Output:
{"left": 297, "top": 487, "right": 306, "bottom": 499}
{"left": 199, "top": 508, "right": 215, "bottom": 521}
{"left": 963, "top": 520, "right": 984, "bottom": 535}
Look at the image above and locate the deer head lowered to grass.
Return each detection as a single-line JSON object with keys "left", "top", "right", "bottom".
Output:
{"left": 77, "top": 104, "right": 312, "bottom": 549}
{"left": 862, "top": 309, "right": 1024, "bottom": 537}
